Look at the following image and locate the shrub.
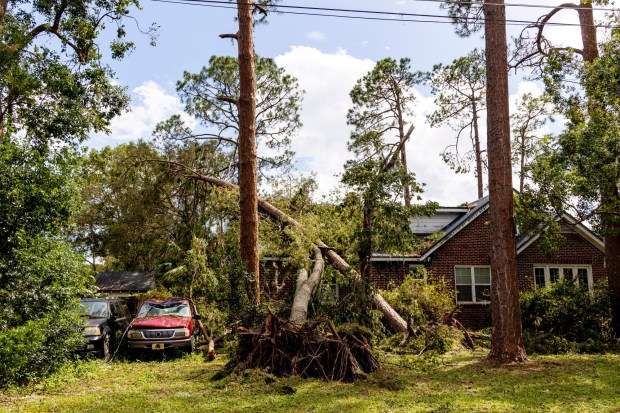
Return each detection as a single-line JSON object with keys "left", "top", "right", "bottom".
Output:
{"left": 381, "top": 272, "right": 456, "bottom": 326}
{"left": 0, "top": 310, "right": 84, "bottom": 389}
{"left": 0, "top": 237, "right": 93, "bottom": 388}
{"left": 520, "top": 279, "right": 613, "bottom": 354}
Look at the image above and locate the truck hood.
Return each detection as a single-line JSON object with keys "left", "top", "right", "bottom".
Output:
{"left": 130, "top": 316, "right": 190, "bottom": 329}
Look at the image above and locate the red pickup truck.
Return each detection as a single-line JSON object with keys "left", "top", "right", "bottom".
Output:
{"left": 126, "top": 298, "right": 200, "bottom": 352}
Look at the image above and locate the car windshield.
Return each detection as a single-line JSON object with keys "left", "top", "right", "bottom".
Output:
{"left": 80, "top": 301, "right": 110, "bottom": 318}
{"left": 136, "top": 301, "right": 191, "bottom": 318}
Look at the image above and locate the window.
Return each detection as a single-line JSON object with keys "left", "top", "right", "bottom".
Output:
{"left": 455, "top": 266, "right": 491, "bottom": 303}
{"left": 137, "top": 301, "right": 191, "bottom": 318}
{"left": 533, "top": 265, "right": 593, "bottom": 291}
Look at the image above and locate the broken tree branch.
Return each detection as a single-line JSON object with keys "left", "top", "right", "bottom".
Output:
{"left": 219, "top": 33, "right": 238, "bottom": 40}
{"left": 290, "top": 245, "right": 324, "bottom": 324}
{"left": 217, "top": 95, "right": 239, "bottom": 106}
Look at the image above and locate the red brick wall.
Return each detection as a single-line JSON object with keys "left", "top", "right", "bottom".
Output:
{"left": 425, "top": 212, "right": 491, "bottom": 330}
{"left": 426, "top": 212, "right": 492, "bottom": 290}
{"left": 456, "top": 304, "right": 492, "bottom": 331}
{"left": 370, "top": 210, "right": 607, "bottom": 331}
{"left": 517, "top": 233, "right": 606, "bottom": 291}
{"left": 369, "top": 261, "right": 411, "bottom": 290}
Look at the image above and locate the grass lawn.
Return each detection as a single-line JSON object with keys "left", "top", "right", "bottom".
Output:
{"left": 1, "top": 349, "right": 619, "bottom": 413}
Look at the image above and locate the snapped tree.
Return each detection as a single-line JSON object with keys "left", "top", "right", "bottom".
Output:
{"left": 347, "top": 58, "right": 419, "bottom": 208}
{"left": 510, "top": 93, "right": 553, "bottom": 193}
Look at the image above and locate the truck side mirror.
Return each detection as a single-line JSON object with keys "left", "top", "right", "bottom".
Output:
{"left": 193, "top": 313, "right": 201, "bottom": 320}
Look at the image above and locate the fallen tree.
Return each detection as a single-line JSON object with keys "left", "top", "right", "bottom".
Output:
{"left": 289, "top": 245, "right": 324, "bottom": 324}
{"left": 147, "top": 160, "right": 409, "bottom": 333}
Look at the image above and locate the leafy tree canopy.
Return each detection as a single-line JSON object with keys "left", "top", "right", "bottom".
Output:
{"left": 154, "top": 55, "right": 303, "bottom": 181}
{"left": 0, "top": 0, "right": 155, "bottom": 145}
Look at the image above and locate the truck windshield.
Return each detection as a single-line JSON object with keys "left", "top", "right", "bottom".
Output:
{"left": 137, "top": 301, "right": 191, "bottom": 318}
{"left": 80, "top": 301, "right": 110, "bottom": 318}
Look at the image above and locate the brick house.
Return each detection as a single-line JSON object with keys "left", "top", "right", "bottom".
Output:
{"left": 370, "top": 196, "right": 606, "bottom": 330}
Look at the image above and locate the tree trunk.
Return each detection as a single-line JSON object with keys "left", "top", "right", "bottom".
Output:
{"left": 0, "top": 0, "right": 9, "bottom": 31}
{"left": 483, "top": 0, "right": 527, "bottom": 363}
{"left": 359, "top": 200, "right": 373, "bottom": 280}
{"left": 473, "top": 101, "right": 483, "bottom": 199}
{"left": 400, "top": 143, "right": 411, "bottom": 207}
{"left": 578, "top": 0, "right": 598, "bottom": 64}
{"left": 519, "top": 133, "right": 526, "bottom": 193}
{"left": 393, "top": 77, "right": 412, "bottom": 207}
{"left": 575, "top": 0, "right": 620, "bottom": 334}
{"left": 290, "top": 246, "right": 324, "bottom": 324}
{"left": 605, "top": 226, "right": 620, "bottom": 334}
{"left": 236, "top": 0, "right": 260, "bottom": 305}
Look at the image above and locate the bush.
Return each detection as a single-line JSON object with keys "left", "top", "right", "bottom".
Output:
{"left": 520, "top": 279, "right": 613, "bottom": 354}
{"left": 0, "top": 310, "right": 84, "bottom": 389}
{"left": 381, "top": 272, "right": 456, "bottom": 326}
{"left": 0, "top": 238, "right": 93, "bottom": 388}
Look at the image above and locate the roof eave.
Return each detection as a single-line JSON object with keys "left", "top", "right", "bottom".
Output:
{"left": 419, "top": 203, "right": 490, "bottom": 261}
{"left": 516, "top": 213, "right": 605, "bottom": 254}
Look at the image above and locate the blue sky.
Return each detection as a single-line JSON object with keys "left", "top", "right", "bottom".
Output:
{"left": 89, "top": 0, "right": 606, "bottom": 205}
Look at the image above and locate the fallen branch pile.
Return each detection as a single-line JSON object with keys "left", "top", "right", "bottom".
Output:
{"left": 215, "top": 313, "right": 379, "bottom": 382}
{"left": 404, "top": 306, "right": 476, "bottom": 351}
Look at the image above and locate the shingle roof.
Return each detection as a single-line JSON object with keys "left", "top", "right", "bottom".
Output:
{"left": 440, "top": 195, "right": 489, "bottom": 237}
{"left": 95, "top": 272, "right": 155, "bottom": 292}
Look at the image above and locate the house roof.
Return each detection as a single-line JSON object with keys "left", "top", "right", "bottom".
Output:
{"left": 370, "top": 193, "right": 605, "bottom": 262}
{"left": 95, "top": 271, "right": 155, "bottom": 293}
{"left": 417, "top": 195, "right": 490, "bottom": 261}
{"left": 516, "top": 212, "right": 604, "bottom": 253}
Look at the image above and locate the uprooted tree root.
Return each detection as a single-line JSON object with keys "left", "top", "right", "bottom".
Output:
{"left": 212, "top": 313, "right": 379, "bottom": 382}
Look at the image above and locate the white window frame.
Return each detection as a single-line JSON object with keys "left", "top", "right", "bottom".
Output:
{"left": 454, "top": 266, "right": 492, "bottom": 304}
{"left": 533, "top": 265, "right": 593, "bottom": 291}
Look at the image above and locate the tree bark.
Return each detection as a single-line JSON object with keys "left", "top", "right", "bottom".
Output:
{"left": 519, "top": 132, "right": 526, "bottom": 193}
{"left": 605, "top": 225, "right": 620, "bottom": 334}
{"left": 359, "top": 200, "right": 372, "bottom": 280}
{"left": 0, "top": 0, "right": 9, "bottom": 31}
{"left": 290, "top": 246, "right": 324, "bottom": 324}
{"left": 236, "top": 0, "right": 260, "bottom": 305}
{"left": 577, "top": 0, "right": 598, "bottom": 63}
{"left": 400, "top": 143, "right": 411, "bottom": 207}
{"left": 484, "top": 0, "right": 527, "bottom": 363}
{"left": 473, "top": 101, "right": 483, "bottom": 199}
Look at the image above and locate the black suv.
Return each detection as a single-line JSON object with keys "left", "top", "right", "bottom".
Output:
{"left": 78, "top": 298, "right": 132, "bottom": 359}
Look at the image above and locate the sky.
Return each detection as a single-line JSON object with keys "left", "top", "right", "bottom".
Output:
{"left": 88, "top": 0, "right": 611, "bottom": 206}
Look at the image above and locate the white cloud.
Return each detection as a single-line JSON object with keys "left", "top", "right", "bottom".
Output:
{"left": 274, "top": 46, "right": 559, "bottom": 206}
{"left": 89, "top": 80, "right": 196, "bottom": 147}
{"left": 306, "top": 31, "right": 327, "bottom": 41}
{"left": 275, "top": 46, "right": 482, "bottom": 206}
{"left": 410, "top": 92, "right": 484, "bottom": 205}
{"left": 275, "top": 46, "right": 374, "bottom": 194}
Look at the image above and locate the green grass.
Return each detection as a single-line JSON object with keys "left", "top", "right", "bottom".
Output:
{"left": 2, "top": 350, "right": 620, "bottom": 413}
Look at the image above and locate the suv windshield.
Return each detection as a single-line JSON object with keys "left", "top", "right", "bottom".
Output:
{"left": 80, "top": 301, "right": 110, "bottom": 318}
{"left": 137, "top": 301, "right": 191, "bottom": 318}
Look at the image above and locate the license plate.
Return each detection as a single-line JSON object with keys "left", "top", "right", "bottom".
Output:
{"left": 152, "top": 343, "right": 164, "bottom": 350}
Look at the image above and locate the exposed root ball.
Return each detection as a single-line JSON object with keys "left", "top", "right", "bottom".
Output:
{"left": 217, "top": 314, "right": 379, "bottom": 382}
